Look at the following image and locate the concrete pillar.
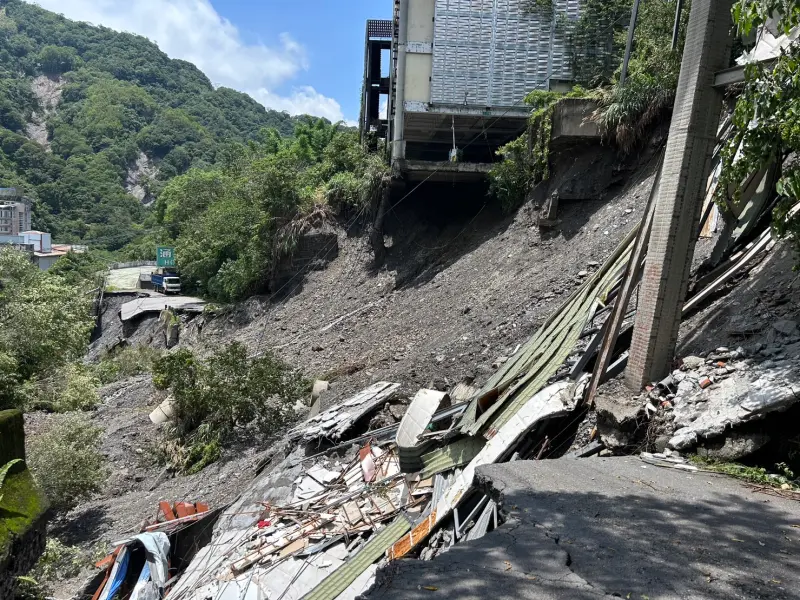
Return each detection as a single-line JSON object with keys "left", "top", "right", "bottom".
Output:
{"left": 626, "top": 0, "right": 732, "bottom": 389}
{"left": 392, "top": 0, "right": 408, "bottom": 162}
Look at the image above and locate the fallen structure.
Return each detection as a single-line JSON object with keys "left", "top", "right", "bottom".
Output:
{"left": 120, "top": 296, "right": 206, "bottom": 322}
{"left": 77, "top": 501, "right": 220, "bottom": 600}
{"left": 162, "top": 156, "right": 791, "bottom": 598}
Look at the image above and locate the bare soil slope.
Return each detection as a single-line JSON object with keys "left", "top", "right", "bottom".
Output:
{"left": 185, "top": 147, "right": 661, "bottom": 406}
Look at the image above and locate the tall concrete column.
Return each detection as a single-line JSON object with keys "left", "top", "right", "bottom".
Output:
{"left": 392, "top": 0, "right": 408, "bottom": 163}
{"left": 626, "top": 0, "right": 732, "bottom": 389}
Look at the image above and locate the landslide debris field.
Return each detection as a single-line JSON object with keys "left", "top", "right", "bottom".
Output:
{"left": 25, "top": 133, "right": 800, "bottom": 598}
{"left": 182, "top": 146, "right": 663, "bottom": 404}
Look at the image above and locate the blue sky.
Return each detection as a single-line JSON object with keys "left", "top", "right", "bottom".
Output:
{"left": 32, "top": 0, "right": 391, "bottom": 123}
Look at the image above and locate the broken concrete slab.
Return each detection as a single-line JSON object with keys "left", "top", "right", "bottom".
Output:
{"left": 698, "top": 430, "right": 772, "bottom": 461}
{"left": 288, "top": 382, "right": 401, "bottom": 443}
{"left": 364, "top": 457, "right": 800, "bottom": 600}
{"left": 669, "top": 365, "right": 800, "bottom": 449}
{"left": 119, "top": 296, "right": 206, "bottom": 321}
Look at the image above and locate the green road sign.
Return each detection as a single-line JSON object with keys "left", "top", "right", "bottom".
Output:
{"left": 156, "top": 246, "right": 176, "bottom": 268}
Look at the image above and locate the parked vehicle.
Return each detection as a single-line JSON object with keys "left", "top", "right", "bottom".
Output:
{"left": 151, "top": 270, "right": 181, "bottom": 294}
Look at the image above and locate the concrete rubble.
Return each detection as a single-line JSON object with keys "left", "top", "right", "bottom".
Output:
{"left": 634, "top": 340, "right": 800, "bottom": 455}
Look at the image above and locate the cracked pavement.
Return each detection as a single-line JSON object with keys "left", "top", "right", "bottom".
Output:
{"left": 363, "top": 457, "right": 800, "bottom": 600}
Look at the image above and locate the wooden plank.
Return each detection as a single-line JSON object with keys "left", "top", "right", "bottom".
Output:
{"left": 585, "top": 154, "right": 662, "bottom": 405}
{"left": 683, "top": 229, "right": 773, "bottom": 314}
{"left": 387, "top": 511, "right": 437, "bottom": 561}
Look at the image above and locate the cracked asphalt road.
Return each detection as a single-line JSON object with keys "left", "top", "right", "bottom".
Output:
{"left": 364, "top": 457, "right": 800, "bottom": 600}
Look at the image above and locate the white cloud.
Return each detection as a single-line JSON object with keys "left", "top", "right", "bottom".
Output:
{"left": 252, "top": 86, "right": 348, "bottom": 124}
{"left": 32, "top": 0, "right": 347, "bottom": 121}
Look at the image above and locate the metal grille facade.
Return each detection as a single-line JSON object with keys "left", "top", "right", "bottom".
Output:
{"left": 367, "top": 19, "right": 393, "bottom": 39}
{"left": 431, "top": 0, "right": 582, "bottom": 107}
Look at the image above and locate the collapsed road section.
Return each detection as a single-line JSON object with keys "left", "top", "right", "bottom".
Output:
{"left": 366, "top": 457, "right": 800, "bottom": 600}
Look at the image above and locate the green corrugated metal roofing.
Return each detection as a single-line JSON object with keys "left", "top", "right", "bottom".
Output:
{"left": 458, "top": 226, "right": 639, "bottom": 437}
{"left": 419, "top": 437, "right": 485, "bottom": 479}
{"left": 301, "top": 515, "right": 412, "bottom": 600}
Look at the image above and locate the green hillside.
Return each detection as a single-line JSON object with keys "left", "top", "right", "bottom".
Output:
{"left": 0, "top": 0, "right": 303, "bottom": 250}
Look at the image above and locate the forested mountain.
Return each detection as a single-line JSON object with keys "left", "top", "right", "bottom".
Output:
{"left": 0, "top": 0, "right": 305, "bottom": 249}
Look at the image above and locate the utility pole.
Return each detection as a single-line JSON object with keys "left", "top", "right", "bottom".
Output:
{"left": 619, "top": 0, "right": 641, "bottom": 86}
{"left": 626, "top": 0, "right": 733, "bottom": 389}
{"left": 672, "top": 0, "right": 685, "bottom": 50}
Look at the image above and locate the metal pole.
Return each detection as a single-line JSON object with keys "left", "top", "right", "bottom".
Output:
{"left": 671, "top": 0, "right": 685, "bottom": 50}
{"left": 619, "top": 0, "right": 641, "bottom": 86}
{"left": 392, "top": 0, "right": 408, "bottom": 162}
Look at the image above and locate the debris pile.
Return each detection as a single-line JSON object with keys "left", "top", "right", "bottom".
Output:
{"left": 166, "top": 400, "right": 461, "bottom": 599}
{"left": 80, "top": 502, "right": 218, "bottom": 600}
{"left": 164, "top": 228, "right": 621, "bottom": 599}
{"left": 640, "top": 339, "right": 800, "bottom": 456}
{"left": 162, "top": 138, "right": 796, "bottom": 600}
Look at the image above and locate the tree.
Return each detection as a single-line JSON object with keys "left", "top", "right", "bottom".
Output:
{"left": 0, "top": 248, "right": 94, "bottom": 408}
{"left": 38, "top": 44, "right": 77, "bottom": 75}
{"left": 0, "top": 0, "right": 306, "bottom": 249}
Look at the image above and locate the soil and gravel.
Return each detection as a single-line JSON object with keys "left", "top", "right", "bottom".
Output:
{"left": 177, "top": 144, "right": 662, "bottom": 410}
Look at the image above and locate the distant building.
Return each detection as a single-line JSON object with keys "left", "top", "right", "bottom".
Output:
{"left": 0, "top": 189, "right": 32, "bottom": 236}
{"left": 0, "top": 228, "right": 86, "bottom": 270}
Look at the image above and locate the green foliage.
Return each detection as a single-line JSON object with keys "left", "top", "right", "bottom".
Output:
{"left": 524, "top": 0, "right": 555, "bottom": 14}
{"left": 489, "top": 89, "right": 585, "bottom": 211}
{"left": 590, "top": 0, "right": 688, "bottom": 152}
{"left": 0, "top": 0, "right": 303, "bottom": 249}
{"left": 46, "top": 250, "right": 105, "bottom": 287}
{"left": 27, "top": 413, "right": 108, "bottom": 510}
{"left": 489, "top": 135, "right": 534, "bottom": 213}
{"left": 158, "top": 121, "right": 387, "bottom": 302}
{"left": 53, "top": 365, "right": 99, "bottom": 412}
{"left": 31, "top": 538, "right": 87, "bottom": 583}
{"left": 93, "top": 345, "right": 161, "bottom": 385}
{"left": 37, "top": 45, "right": 78, "bottom": 75}
{"left": 152, "top": 342, "right": 307, "bottom": 472}
{"left": 25, "top": 363, "right": 100, "bottom": 413}
{"left": 0, "top": 458, "right": 22, "bottom": 503}
{"left": 691, "top": 456, "right": 800, "bottom": 491}
{"left": 566, "top": 0, "right": 631, "bottom": 86}
{"left": 719, "top": 0, "right": 800, "bottom": 254}
{"left": 732, "top": 0, "right": 800, "bottom": 35}
{"left": 592, "top": 72, "right": 675, "bottom": 153}
{"left": 0, "top": 248, "right": 94, "bottom": 409}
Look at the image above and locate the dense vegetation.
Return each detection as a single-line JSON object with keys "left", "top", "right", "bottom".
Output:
{"left": 0, "top": 247, "right": 98, "bottom": 410}
{"left": 134, "top": 117, "right": 388, "bottom": 302}
{"left": 0, "top": 0, "right": 300, "bottom": 250}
